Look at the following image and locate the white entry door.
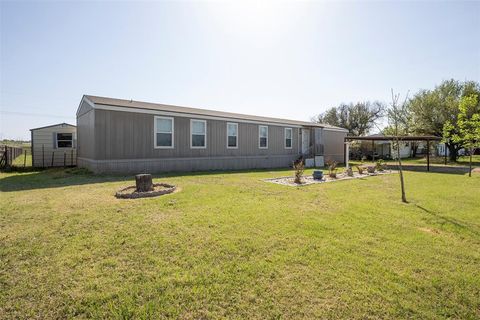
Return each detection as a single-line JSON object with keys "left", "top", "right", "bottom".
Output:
{"left": 301, "top": 129, "right": 310, "bottom": 154}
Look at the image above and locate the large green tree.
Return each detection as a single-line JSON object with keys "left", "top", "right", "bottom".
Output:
{"left": 313, "top": 101, "right": 384, "bottom": 136}
{"left": 443, "top": 94, "right": 480, "bottom": 176}
{"left": 408, "top": 79, "right": 480, "bottom": 161}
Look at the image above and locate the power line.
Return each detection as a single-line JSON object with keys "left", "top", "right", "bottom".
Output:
{"left": 0, "top": 110, "right": 75, "bottom": 119}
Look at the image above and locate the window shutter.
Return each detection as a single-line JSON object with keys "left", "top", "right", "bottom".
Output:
{"left": 73, "top": 133, "right": 77, "bottom": 149}
{"left": 53, "top": 132, "right": 57, "bottom": 149}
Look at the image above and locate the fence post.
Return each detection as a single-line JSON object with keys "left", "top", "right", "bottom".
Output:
{"left": 24, "top": 150, "right": 27, "bottom": 167}
{"left": 51, "top": 151, "right": 55, "bottom": 167}
{"left": 71, "top": 149, "right": 73, "bottom": 166}
{"left": 42, "top": 144, "right": 45, "bottom": 168}
{"left": 64, "top": 152, "right": 66, "bottom": 167}
{"left": 5, "top": 146, "right": 8, "bottom": 167}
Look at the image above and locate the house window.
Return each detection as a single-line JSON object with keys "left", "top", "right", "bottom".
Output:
{"left": 285, "top": 128, "right": 292, "bottom": 149}
{"left": 259, "top": 125, "right": 268, "bottom": 149}
{"left": 227, "top": 122, "right": 238, "bottom": 148}
{"left": 191, "top": 119, "right": 207, "bottom": 148}
{"left": 154, "top": 116, "right": 174, "bottom": 148}
{"left": 57, "top": 133, "right": 73, "bottom": 148}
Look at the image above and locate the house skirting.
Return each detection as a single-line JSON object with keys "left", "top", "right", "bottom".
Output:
{"left": 77, "top": 155, "right": 299, "bottom": 174}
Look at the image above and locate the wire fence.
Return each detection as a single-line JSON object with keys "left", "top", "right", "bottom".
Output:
{"left": 0, "top": 144, "right": 77, "bottom": 171}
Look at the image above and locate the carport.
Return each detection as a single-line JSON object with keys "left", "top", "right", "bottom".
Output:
{"left": 344, "top": 135, "right": 443, "bottom": 172}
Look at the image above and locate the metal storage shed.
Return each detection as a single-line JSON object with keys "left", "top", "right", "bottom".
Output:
{"left": 30, "top": 123, "right": 77, "bottom": 167}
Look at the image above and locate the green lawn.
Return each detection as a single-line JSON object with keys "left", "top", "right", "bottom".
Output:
{"left": 1, "top": 168, "right": 479, "bottom": 319}
{"left": 350, "top": 155, "right": 480, "bottom": 167}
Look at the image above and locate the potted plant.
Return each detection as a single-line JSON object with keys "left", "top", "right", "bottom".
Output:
{"left": 312, "top": 170, "right": 323, "bottom": 180}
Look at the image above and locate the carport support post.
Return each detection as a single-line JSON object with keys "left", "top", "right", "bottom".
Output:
{"left": 371, "top": 140, "right": 375, "bottom": 162}
{"left": 345, "top": 142, "right": 350, "bottom": 169}
{"left": 427, "top": 140, "right": 430, "bottom": 172}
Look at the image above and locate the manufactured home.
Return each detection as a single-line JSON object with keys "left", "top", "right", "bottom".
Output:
{"left": 76, "top": 95, "right": 348, "bottom": 173}
{"left": 30, "top": 123, "right": 77, "bottom": 167}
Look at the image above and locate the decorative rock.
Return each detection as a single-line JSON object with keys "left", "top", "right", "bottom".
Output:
{"left": 135, "top": 174, "right": 153, "bottom": 192}
{"left": 367, "top": 166, "right": 376, "bottom": 174}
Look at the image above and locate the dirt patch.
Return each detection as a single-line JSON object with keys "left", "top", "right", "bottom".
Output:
{"left": 115, "top": 183, "right": 177, "bottom": 199}
{"left": 418, "top": 227, "right": 440, "bottom": 235}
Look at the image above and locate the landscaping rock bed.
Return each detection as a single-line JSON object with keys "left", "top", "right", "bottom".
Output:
{"left": 264, "top": 170, "right": 395, "bottom": 187}
{"left": 115, "top": 183, "right": 176, "bottom": 199}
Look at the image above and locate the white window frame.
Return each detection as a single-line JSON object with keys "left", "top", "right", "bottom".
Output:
{"left": 284, "top": 127, "right": 293, "bottom": 149}
{"left": 258, "top": 125, "right": 268, "bottom": 149}
{"left": 56, "top": 132, "right": 73, "bottom": 149}
{"left": 190, "top": 119, "right": 207, "bottom": 149}
{"left": 226, "top": 122, "right": 238, "bottom": 149}
{"left": 154, "top": 116, "right": 174, "bottom": 149}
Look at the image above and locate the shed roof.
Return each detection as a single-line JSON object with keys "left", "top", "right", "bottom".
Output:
{"left": 30, "top": 123, "right": 76, "bottom": 131}
{"left": 83, "top": 95, "right": 348, "bottom": 131}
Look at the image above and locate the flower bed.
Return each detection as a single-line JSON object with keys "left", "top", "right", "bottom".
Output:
{"left": 264, "top": 170, "right": 395, "bottom": 187}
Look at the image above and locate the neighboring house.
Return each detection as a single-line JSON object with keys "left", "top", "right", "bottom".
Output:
{"left": 437, "top": 144, "right": 465, "bottom": 157}
{"left": 30, "top": 123, "right": 77, "bottom": 167}
{"left": 76, "top": 95, "right": 348, "bottom": 173}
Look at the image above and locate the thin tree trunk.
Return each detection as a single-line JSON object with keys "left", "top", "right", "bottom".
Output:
{"left": 447, "top": 143, "right": 459, "bottom": 162}
{"left": 396, "top": 139, "right": 407, "bottom": 202}
{"left": 469, "top": 148, "right": 473, "bottom": 177}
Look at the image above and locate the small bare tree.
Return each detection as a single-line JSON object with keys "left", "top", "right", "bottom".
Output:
{"left": 388, "top": 89, "right": 409, "bottom": 203}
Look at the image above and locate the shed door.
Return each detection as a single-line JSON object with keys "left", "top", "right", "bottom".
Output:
{"left": 301, "top": 129, "right": 310, "bottom": 154}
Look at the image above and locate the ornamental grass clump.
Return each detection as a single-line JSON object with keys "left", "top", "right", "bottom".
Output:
{"left": 376, "top": 160, "right": 386, "bottom": 171}
{"left": 326, "top": 160, "right": 338, "bottom": 178}
{"left": 293, "top": 159, "right": 305, "bottom": 184}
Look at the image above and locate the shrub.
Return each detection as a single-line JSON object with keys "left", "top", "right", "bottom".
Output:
{"left": 293, "top": 159, "right": 305, "bottom": 184}
{"left": 346, "top": 167, "right": 354, "bottom": 177}
{"left": 376, "top": 160, "right": 386, "bottom": 171}
{"left": 356, "top": 165, "right": 365, "bottom": 174}
{"left": 326, "top": 160, "right": 338, "bottom": 178}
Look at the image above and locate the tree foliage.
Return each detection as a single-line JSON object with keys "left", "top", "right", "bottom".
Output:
{"left": 408, "top": 79, "right": 480, "bottom": 161}
{"left": 443, "top": 94, "right": 480, "bottom": 176}
{"left": 313, "top": 102, "right": 384, "bottom": 136}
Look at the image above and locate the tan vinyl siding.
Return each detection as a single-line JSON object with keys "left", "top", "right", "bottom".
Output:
{"left": 323, "top": 129, "right": 347, "bottom": 163}
{"left": 93, "top": 109, "right": 300, "bottom": 160}
{"left": 32, "top": 124, "right": 76, "bottom": 167}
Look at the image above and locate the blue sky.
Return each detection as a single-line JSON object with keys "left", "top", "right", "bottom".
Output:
{"left": 1, "top": 1, "right": 479, "bottom": 140}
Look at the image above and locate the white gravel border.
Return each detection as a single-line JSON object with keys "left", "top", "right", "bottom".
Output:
{"left": 264, "top": 170, "right": 396, "bottom": 187}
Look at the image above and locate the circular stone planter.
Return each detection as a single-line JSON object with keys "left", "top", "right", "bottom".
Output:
{"left": 115, "top": 183, "right": 176, "bottom": 199}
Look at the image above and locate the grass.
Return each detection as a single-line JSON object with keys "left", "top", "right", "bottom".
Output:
{"left": 1, "top": 168, "right": 480, "bottom": 319}
{"left": 11, "top": 153, "right": 32, "bottom": 167}
{"left": 350, "top": 155, "right": 480, "bottom": 167}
